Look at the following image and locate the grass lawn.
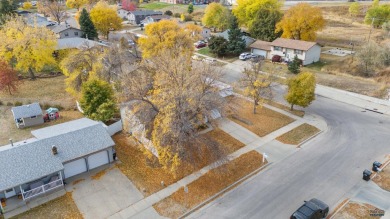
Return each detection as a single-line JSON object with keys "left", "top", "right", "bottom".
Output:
{"left": 113, "top": 128, "right": 245, "bottom": 197}
{"left": 333, "top": 201, "right": 384, "bottom": 219}
{"left": 196, "top": 47, "right": 240, "bottom": 63}
{"left": 228, "top": 96, "right": 294, "bottom": 137}
{"left": 276, "top": 123, "right": 320, "bottom": 145}
{"left": 266, "top": 101, "right": 305, "bottom": 117}
{"left": 373, "top": 162, "right": 390, "bottom": 192}
{"left": 139, "top": 2, "right": 172, "bottom": 10}
{"left": 153, "top": 151, "right": 266, "bottom": 218}
{"left": 0, "top": 107, "right": 83, "bottom": 146}
{"left": 0, "top": 76, "right": 75, "bottom": 109}
{"left": 11, "top": 192, "right": 82, "bottom": 219}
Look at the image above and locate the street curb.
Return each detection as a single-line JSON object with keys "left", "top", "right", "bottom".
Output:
{"left": 178, "top": 162, "right": 273, "bottom": 219}
{"left": 298, "top": 129, "right": 324, "bottom": 149}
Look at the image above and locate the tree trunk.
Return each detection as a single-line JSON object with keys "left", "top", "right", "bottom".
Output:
{"left": 253, "top": 99, "right": 257, "bottom": 114}
{"left": 7, "top": 85, "right": 12, "bottom": 95}
{"left": 28, "top": 68, "right": 36, "bottom": 80}
{"left": 290, "top": 104, "right": 294, "bottom": 111}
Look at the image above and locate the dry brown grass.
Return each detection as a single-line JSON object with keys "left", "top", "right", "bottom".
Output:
{"left": 0, "top": 76, "right": 75, "bottom": 109}
{"left": 113, "top": 128, "right": 245, "bottom": 197}
{"left": 72, "top": 178, "right": 85, "bottom": 185}
{"left": 228, "top": 97, "right": 294, "bottom": 137}
{"left": 276, "top": 123, "right": 320, "bottom": 145}
{"left": 0, "top": 107, "right": 83, "bottom": 146}
{"left": 11, "top": 192, "right": 82, "bottom": 219}
{"left": 373, "top": 162, "right": 390, "bottom": 192}
{"left": 266, "top": 101, "right": 305, "bottom": 117}
{"left": 333, "top": 201, "right": 384, "bottom": 219}
{"left": 153, "top": 151, "right": 266, "bottom": 218}
{"left": 91, "top": 169, "right": 108, "bottom": 180}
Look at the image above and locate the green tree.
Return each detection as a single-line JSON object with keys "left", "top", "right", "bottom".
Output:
{"left": 187, "top": 3, "right": 194, "bottom": 14}
{"left": 383, "top": 21, "right": 390, "bottom": 36}
{"left": 364, "top": 5, "right": 390, "bottom": 28}
{"left": 0, "top": 0, "right": 17, "bottom": 24}
{"left": 79, "top": 8, "right": 98, "bottom": 40}
{"left": 80, "top": 79, "right": 117, "bottom": 122}
{"left": 208, "top": 35, "right": 228, "bottom": 56}
{"left": 372, "top": 0, "right": 379, "bottom": 8}
{"left": 285, "top": 72, "right": 316, "bottom": 110}
{"left": 233, "top": 0, "right": 281, "bottom": 30}
{"left": 202, "top": 2, "right": 231, "bottom": 31}
{"left": 227, "top": 16, "right": 246, "bottom": 55}
{"left": 349, "top": 2, "right": 361, "bottom": 18}
{"left": 249, "top": 7, "right": 282, "bottom": 41}
{"left": 288, "top": 55, "right": 301, "bottom": 74}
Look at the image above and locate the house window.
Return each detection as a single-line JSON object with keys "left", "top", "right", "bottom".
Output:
{"left": 64, "top": 32, "right": 69, "bottom": 37}
{"left": 294, "top": 49, "right": 303, "bottom": 55}
{"left": 5, "top": 188, "right": 13, "bottom": 193}
{"left": 274, "top": 46, "right": 282, "bottom": 51}
{"left": 75, "top": 32, "right": 79, "bottom": 36}
{"left": 30, "top": 116, "right": 36, "bottom": 118}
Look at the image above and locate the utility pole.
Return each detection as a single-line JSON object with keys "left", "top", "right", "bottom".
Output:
{"left": 368, "top": 17, "right": 375, "bottom": 42}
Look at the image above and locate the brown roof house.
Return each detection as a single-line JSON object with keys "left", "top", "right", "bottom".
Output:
{"left": 269, "top": 38, "right": 321, "bottom": 65}
{"left": 250, "top": 40, "right": 273, "bottom": 59}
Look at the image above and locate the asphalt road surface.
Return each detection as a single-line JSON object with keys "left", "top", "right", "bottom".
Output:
{"left": 190, "top": 65, "right": 390, "bottom": 219}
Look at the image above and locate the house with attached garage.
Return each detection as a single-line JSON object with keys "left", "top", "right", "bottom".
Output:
{"left": 49, "top": 23, "right": 84, "bottom": 39}
{"left": 11, "top": 103, "right": 44, "bottom": 129}
{"left": 0, "top": 118, "right": 116, "bottom": 214}
{"left": 118, "top": 9, "right": 163, "bottom": 25}
{"left": 269, "top": 38, "right": 321, "bottom": 65}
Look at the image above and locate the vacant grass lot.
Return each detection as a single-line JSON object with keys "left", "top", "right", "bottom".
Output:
{"left": 276, "top": 123, "right": 320, "bottom": 145}
{"left": 139, "top": 2, "right": 203, "bottom": 14}
{"left": 11, "top": 192, "right": 82, "bottom": 219}
{"left": 153, "top": 151, "right": 266, "bottom": 218}
{"left": 333, "top": 201, "right": 384, "bottom": 219}
{"left": 228, "top": 97, "right": 294, "bottom": 137}
{"left": 113, "top": 128, "right": 245, "bottom": 197}
{"left": 373, "top": 161, "right": 390, "bottom": 192}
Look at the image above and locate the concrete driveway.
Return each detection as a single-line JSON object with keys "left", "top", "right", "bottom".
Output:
{"left": 65, "top": 165, "right": 161, "bottom": 219}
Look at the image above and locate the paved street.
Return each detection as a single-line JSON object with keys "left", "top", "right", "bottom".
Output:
{"left": 190, "top": 95, "right": 390, "bottom": 218}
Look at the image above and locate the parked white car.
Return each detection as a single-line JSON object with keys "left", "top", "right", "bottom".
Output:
{"left": 203, "top": 58, "right": 217, "bottom": 64}
{"left": 239, "top": 52, "right": 252, "bottom": 60}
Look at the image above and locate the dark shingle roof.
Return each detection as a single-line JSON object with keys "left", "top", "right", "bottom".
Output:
{"left": 11, "top": 103, "right": 42, "bottom": 119}
{"left": 131, "top": 10, "right": 162, "bottom": 16}
{"left": 0, "top": 118, "right": 115, "bottom": 191}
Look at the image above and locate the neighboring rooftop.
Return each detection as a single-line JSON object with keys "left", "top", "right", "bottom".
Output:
{"left": 0, "top": 118, "right": 115, "bottom": 191}
{"left": 271, "top": 38, "right": 317, "bottom": 51}
{"left": 51, "top": 24, "right": 81, "bottom": 34}
{"left": 11, "top": 103, "right": 42, "bottom": 119}
{"left": 250, "top": 40, "right": 272, "bottom": 51}
{"left": 56, "top": 38, "right": 107, "bottom": 50}
{"left": 130, "top": 10, "right": 163, "bottom": 16}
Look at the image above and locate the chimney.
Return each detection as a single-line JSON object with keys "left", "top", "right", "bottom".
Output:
{"left": 9, "top": 139, "right": 13, "bottom": 147}
{"left": 52, "top": 145, "right": 58, "bottom": 155}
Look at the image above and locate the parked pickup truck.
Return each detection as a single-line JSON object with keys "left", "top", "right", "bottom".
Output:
{"left": 290, "top": 198, "right": 329, "bottom": 219}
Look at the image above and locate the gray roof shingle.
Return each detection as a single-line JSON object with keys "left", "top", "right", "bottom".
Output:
{"left": 131, "top": 10, "right": 162, "bottom": 16}
{"left": 0, "top": 119, "right": 115, "bottom": 191}
{"left": 51, "top": 25, "right": 81, "bottom": 34}
{"left": 11, "top": 103, "right": 42, "bottom": 119}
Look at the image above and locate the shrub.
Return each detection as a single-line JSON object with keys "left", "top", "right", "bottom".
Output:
{"left": 0, "top": 100, "right": 3, "bottom": 106}
{"left": 14, "top": 101, "right": 23, "bottom": 106}
{"left": 173, "top": 13, "right": 181, "bottom": 18}
{"left": 53, "top": 104, "right": 65, "bottom": 111}
{"left": 23, "top": 2, "right": 32, "bottom": 9}
{"left": 184, "top": 14, "right": 192, "bottom": 22}
{"left": 164, "top": 10, "right": 173, "bottom": 16}
{"left": 6, "top": 102, "right": 13, "bottom": 106}
{"left": 272, "top": 55, "right": 282, "bottom": 62}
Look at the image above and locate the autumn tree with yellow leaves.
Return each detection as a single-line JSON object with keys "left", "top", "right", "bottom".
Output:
{"left": 0, "top": 17, "right": 57, "bottom": 79}
{"left": 66, "top": 0, "right": 87, "bottom": 11}
{"left": 122, "top": 20, "right": 227, "bottom": 174}
{"left": 276, "top": 3, "right": 325, "bottom": 41}
{"left": 285, "top": 72, "right": 316, "bottom": 111}
{"left": 90, "top": 1, "right": 122, "bottom": 39}
{"left": 202, "top": 2, "right": 231, "bottom": 31}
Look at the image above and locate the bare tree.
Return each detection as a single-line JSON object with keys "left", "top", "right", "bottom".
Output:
{"left": 240, "top": 59, "right": 275, "bottom": 114}
{"left": 356, "top": 42, "right": 382, "bottom": 77}
{"left": 121, "top": 50, "right": 228, "bottom": 172}
{"left": 40, "top": 0, "right": 68, "bottom": 24}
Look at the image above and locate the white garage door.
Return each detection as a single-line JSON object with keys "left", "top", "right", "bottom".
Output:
{"left": 252, "top": 49, "right": 267, "bottom": 58}
{"left": 64, "top": 159, "right": 87, "bottom": 178}
{"left": 88, "top": 150, "right": 109, "bottom": 170}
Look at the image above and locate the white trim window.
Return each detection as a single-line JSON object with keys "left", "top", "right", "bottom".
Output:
{"left": 274, "top": 46, "right": 282, "bottom": 51}
{"left": 294, "top": 49, "right": 303, "bottom": 55}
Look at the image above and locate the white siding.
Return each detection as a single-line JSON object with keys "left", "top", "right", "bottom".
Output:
{"left": 303, "top": 45, "right": 321, "bottom": 65}
{"left": 88, "top": 151, "right": 109, "bottom": 170}
{"left": 64, "top": 159, "right": 87, "bottom": 178}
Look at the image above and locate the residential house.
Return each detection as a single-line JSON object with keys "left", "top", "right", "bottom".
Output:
{"left": 0, "top": 118, "right": 115, "bottom": 214}
{"left": 118, "top": 9, "right": 162, "bottom": 25}
{"left": 56, "top": 38, "right": 108, "bottom": 50}
{"left": 11, "top": 103, "right": 44, "bottom": 129}
{"left": 159, "top": 0, "right": 219, "bottom": 4}
{"left": 249, "top": 40, "right": 272, "bottom": 59}
{"left": 51, "top": 24, "right": 84, "bottom": 39}
{"left": 270, "top": 38, "right": 321, "bottom": 65}
{"left": 216, "top": 29, "right": 256, "bottom": 47}
{"left": 140, "top": 15, "right": 170, "bottom": 27}
{"left": 201, "top": 27, "right": 211, "bottom": 40}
